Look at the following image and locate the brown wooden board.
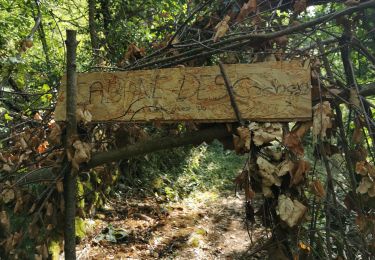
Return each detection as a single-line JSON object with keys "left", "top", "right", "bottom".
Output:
{"left": 54, "top": 61, "right": 311, "bottom": 122}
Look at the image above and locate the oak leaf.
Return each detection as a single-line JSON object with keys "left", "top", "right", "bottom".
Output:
{"left": 0, "top": 211, "right": 10, "bottom": 233}
{"left": 257, "top": 157, "right": 281, "bottom": 187}
{"left": 293, "top": 0, "right": 307, "bottom": 14}
{"left": 344, "top": 0, "right": 360, "bottom": 6}
{"left": 262, "top": 185, "right": 273, "bottom": 198}
{"left": 356, "top": 161, "right": 375, "bottom": 177}
{"left": 48, "top": 123, "right": 62, "bottom": 145}
{"left": 283, "top": 132, "right": 304, "bottom": 156}
{"left": 2, "top": 188, "right": 15, "bottom": 203}
{"left": 352, "top": 122, "right": 363, "bottom": 145}
{"left": 233, "top": 126, "right": 251, "bottom": 153}
{"left": 46, "top": 202, "right": 53, "bottom": 217}
{"left": 310, "top": 180, "right": 325, "bottom": 199}
{"left": 77, "top": 108, "right": 92, "bottom": 123}
{"left": 34, "top": 112, "right": 43, "bottom": 121}
{"left": 313, "top": 101, "right": 333, "bottom": 143}
{"left": 2, "top": 164, "right": 12, "bottom": 172}
{"left": 56, "top": 180, "right": 64, "bottom": 193}
{"left": 71, "top": 140, "right": 92, "bottom": 170}
{"left": 356, "top": 177, "right": 375, "bottom": 197}
{"left": 290, "top": 160, "right": 310, "bottom": 186}
{"left": 277, "top": 195, "right": 307, "bottom": 227}
{"left": 249, "top": 122, "right": 283, "bottom": 146}
{"left": 274, "top": 35, "right": 288, "bottom": 47}
{"left": 213, "top": 15, "right": 230, "bottom": 42}
{"left": 277, "top": 160, "right": 294, "bottom": 176}
{"left": 37, "top": 140, "right": 49, "bottom": 154}
{"left": 236, "top": 0, "right": 257, "bottom": 23}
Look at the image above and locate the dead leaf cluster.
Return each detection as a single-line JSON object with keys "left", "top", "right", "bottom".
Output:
{"left": 249, "top": 122, "right": 283, "bottom": 146}
{"left": 356, "top": 161, "right": 375, "bottom": 197}
{"left": 356, "top": 177, "right": 375, "bottom": 197}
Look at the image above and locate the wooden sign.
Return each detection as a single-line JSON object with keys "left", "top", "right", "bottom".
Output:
{"left": 55, "top": 61, "right": 311, "bottom": 122}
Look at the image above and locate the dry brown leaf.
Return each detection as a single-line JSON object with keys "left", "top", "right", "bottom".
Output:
{"left": 356, "top": 161, "right": 375, "bottom": 177}
{"left": 34, "top": 112, "right": 43, "bottom": 121}
{"left": 344, "top": 0, "right": 360, "bottom": 6}
{"left": 283, "top": 132, "right": 304, "bottom": 156}
{"left": 11, "top": 232, "right": 22, "bottom": 248}
{"left": 262, "top": 185, "right": 273, "bottom": 198}
{"left": 274, "top": 35, "right": 288, "bottom": 47}
{"left": 71, "top": 140, "right": 92, "bottom": 170}
{"left": 233, "top": 135, "right": 241, "bottom": 154}
{"left": 277, "top": 160, "right": 294, "bottom": 176}
{"left": 257, "top": 157, "right": 281, "bottom": 187}
{"left": 263, "top": 145, "right": 282, "bottom": 161}
{"left": 0, "top": 211, "right": 10, "bottom": 232}
{"left": 233, "top": 126, "right": 251, "bottom": 153}
{"left": 48, "top": 123, "right": 62, "bottom": 145}
{"left": 77, "top": 108, "right": 92, "bottom": 123}
{"left": 293, "top": 121, "right": 313, "bottom": 138}
{"left": 245, "top": 185, "right": 256, "bottom": 200}
{"left": 2, "top": 188, "right": 15, "bottom": 203}
{"left": 29, "top": 203, "right": 36, "bottom": 214}
{"left": 20, "top": 137, "right": 28, "bottom": 149}
{"left": 236, "top": 0, "right": 257, "bottom": 23}
{"left": 28, "top": 223, "right": 39, "bottom": 239}
{"left": 125, "top": 43, "right": 143, "bottom": 62}
{"left": 277, "top": 195, "right": 307, "bottom": 227}
{"left": 251, "top": 13, "right": 262, "bottom": 26}
{"left": 14, "top": 197, "right": 23, "bottom": 213}
{"left": 0, "top": 152, "right": 7, "bottom": 163}
{"left": 46, "top": 202, "right": 53, "bottom": 217}
{"left": 290, "top": 160, "right": 310, "bottom": 186}
{"left": 56, "top": 180, "right": 64, "bottom": 193}
{"left": 352, "top": 123, "right": 363, "bottom": 145}
{"left": 310, "top": 180, "right": 326, "bottom": 199}
{"left": 313, "top": 101, "right": 333, "bottom": 143}
{"left": 349, "top": 88, "right": 361, "bottom": 107}
{"left": 37, "top": 140, "right": 49, "bottom": 154}
{"left": 357, "top": 177, "right": 375, "bottom": 197}
{"left": 294, "top": 0, "right": 307, "bottom": 14}
{"left": 250, "top": 122, "right": 283, "bottom": 146}
{"left": 213, "top": 15, "right": 230, "bottom": 42}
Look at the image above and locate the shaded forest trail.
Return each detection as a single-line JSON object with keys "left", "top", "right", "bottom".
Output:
{"left": 74, "top": 191, "right": 265, "bottom": 259}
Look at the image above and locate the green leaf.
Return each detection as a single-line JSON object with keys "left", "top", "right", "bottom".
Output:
{"left": 4, "top": 113, "right": 13, "bottom": 122}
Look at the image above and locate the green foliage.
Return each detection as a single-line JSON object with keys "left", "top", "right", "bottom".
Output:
{"left": 130, "top": 140, "right": 245, "bottom": 201}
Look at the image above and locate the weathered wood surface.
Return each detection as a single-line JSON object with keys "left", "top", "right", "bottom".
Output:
{"left": 55, "top": 61, "right": 311, "bottom": 122}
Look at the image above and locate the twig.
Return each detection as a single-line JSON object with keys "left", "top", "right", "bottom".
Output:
{"left": 218, "top": 62, "right": 244, "bottom": 126}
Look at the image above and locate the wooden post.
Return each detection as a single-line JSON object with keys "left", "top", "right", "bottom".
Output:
{"left": 63, "top": 30, "right": 78, "bottom": 260}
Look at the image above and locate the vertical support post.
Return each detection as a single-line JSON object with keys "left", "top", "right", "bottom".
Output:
{"left": 64, "top": 30, "right": 78, "bottom": 260}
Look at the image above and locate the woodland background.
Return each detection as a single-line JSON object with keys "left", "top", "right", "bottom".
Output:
{"left": 0, "top": 0, "right": 375, "bottom": 259}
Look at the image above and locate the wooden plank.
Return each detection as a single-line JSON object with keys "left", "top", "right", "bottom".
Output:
{"left": 54, "top": 61, "right": 311, "bottom": 122}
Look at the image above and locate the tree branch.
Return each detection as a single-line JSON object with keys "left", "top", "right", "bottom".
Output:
{"left": 128, "top": 0, "right": 375, "bottom": 70}
{"left": 86, "top": 125, "right": 231, "bottom": 168}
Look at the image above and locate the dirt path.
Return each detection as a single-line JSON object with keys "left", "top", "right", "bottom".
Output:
{"left": 75, "top": 191, "right": 265, "bottom": 259}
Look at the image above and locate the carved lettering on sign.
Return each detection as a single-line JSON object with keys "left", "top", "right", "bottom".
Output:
{"left": 55, "top": 61, "right": 312, "bottom": 122}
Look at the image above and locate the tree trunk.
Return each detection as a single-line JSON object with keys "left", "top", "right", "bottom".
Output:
{"left": 63, "top": 30, "right": 78, "bottom": 260}
{"left": 88, "top": 0, "right": 101, "bottom": 64}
